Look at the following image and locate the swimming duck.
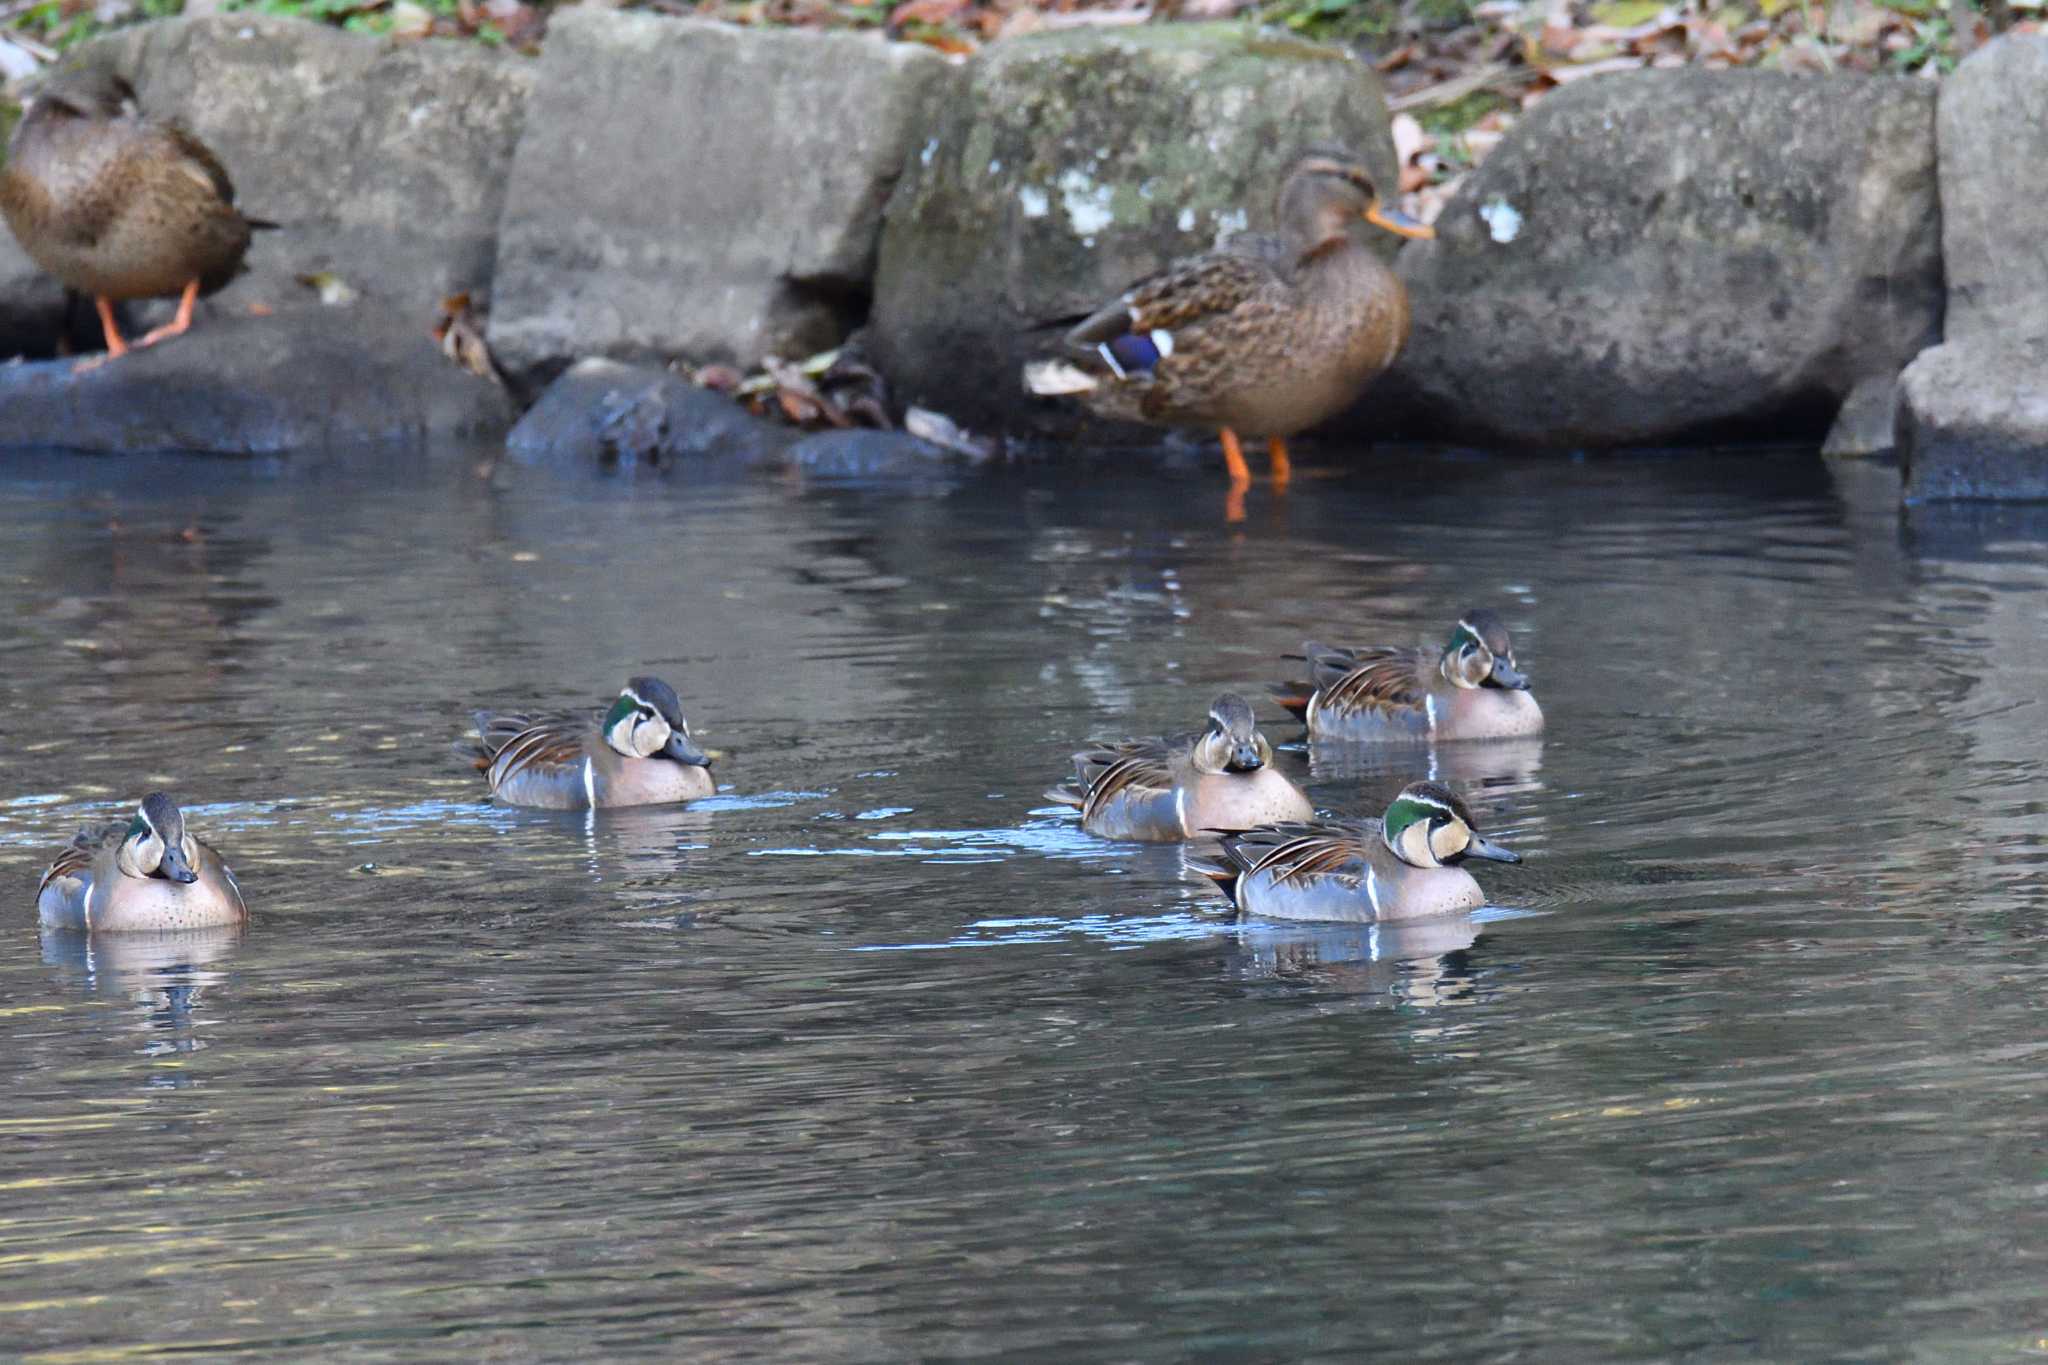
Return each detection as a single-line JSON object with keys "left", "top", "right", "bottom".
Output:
{"left": 1046, "top": 693, "right": 1314, "bottom": 842}
{"left": 467, "top": 675, "right": 715, "bottom": 810}
{"left": 1022, "top": 147, "right": 1432, "bottom": 503}
{"left": 1194, "top": 780, "right": 1520, "bottom": 923}
{"left": 37, "top": 791, "right": 247, "bottom": 931}
{"left": 1273, "top": 608, "right": 1544, "bottom": 742}
{"left": 0, "top": 66, "right": 270, "bottom": 368}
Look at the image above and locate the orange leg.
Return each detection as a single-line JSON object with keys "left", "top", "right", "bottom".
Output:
{"left": 1219, "top": 427, "right": 1251, "bottom": 492}
{"left": 136, "top": 279, "right": 201, "bottom": 349}
{"left": 71, "top": 296, "right": 133, "bottom": 372}
{"left": 1267, "top": 435, "right": 1292, "bottom": 491}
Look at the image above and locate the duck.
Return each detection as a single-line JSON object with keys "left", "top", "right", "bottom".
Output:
{"left": 1193, "top": 780, "right": 1520, "bottom": 923}
{"left": 1022, "top": 146, "right": 1432, "bottom": 508}
{"left": 1045, "top": 692, "right": 1314, "bottom": 842}
{"left": 37, "top": 791, "right": 248, "bottom": 931}
{"left": 467, "top": 675, "right": 715, "bottom": 810}
{"left": 1273, "top": 608, "right": 1544, "bottom": 742}
{"left": 0, "top": 66, "right": 271, "bottom": 369}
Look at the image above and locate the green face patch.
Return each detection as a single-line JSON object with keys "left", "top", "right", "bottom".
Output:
{"left": 603, "top": 695, "right": 642, "bottom": 730}
{"left": 1383, "top": 795, "right": 1446, "bottom": 839}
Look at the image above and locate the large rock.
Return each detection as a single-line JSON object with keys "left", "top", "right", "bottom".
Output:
{"left": 1892, "top": 34, "right": 2048, "bottom": 499}
{"left": 487, "top": 11, "right": 946, "bottom": 392}
{"left": 1374, "top": 69, "right": 1942, "bottom": 448}
{"left": 74, "top": 16, "right": 533, "bottom": 311}
{"left": 866, "top": 25, "right": 1399, "bottom": 435}
{"left": 0, "top": 295, "right": 514, "bottom": 454}
{"left": 1939, "top": 34, "right": 2048, "bottom": 345}
{"left": 1897, "top": 338, "right": 2048, "bottom": 501}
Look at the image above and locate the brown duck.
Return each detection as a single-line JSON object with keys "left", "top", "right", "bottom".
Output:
{"left": 1023, "top": 147, "right": 1432, "bottom": 507}
{"left": 0, "top": 66, "right": 270, "bottom": 367}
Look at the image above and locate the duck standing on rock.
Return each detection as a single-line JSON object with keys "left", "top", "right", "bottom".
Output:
{"left": 0, "top": 66, "right": 271, "bottom": 369}
{"left": 1023, "top": 147, "right": 1432, "bottom": 513}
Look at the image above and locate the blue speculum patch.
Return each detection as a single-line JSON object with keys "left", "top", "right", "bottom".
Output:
{"left": 1106, "top": 332, "right": 1162, "bottom": 374}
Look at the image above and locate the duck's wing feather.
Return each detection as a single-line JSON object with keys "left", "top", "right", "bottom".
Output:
{"left": 38, "top": 818, "right": 123, "bottom": 895}
{"left": 1299, "top": 642, "right": 1428, "bottom": 721}
{"left": 1044, "top": 737, "right": 1178, "bottom": 823}
{"left": 467, "top": 707, "right": 597, "bottom": 787}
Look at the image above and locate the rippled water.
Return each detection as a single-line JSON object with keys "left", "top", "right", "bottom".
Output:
{"left": 5, "top": 443, "right": 2048, "bottom": 1359}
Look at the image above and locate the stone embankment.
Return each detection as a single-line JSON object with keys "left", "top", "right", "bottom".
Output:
{"left": 0, "top": 13, "right": 2042, "bottom": 497}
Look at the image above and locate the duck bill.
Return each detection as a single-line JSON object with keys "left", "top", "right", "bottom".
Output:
{"left": 1464, "top": 834, "right": 1521, "bottom": 864}
{"left": 663, "top": 731, "right": 710, "bottom": 767}
{"left": 1365, "top": 202, "right": 1435, "bottom": 240}
{"left": 158, "top": 843, "right": 200, "bottom": 884}
{"left": 1226, "top": 743, "right": 1265, "bottom": 773}
{"left": 1489, "top": 659, "right": 1531, "bottom": 691}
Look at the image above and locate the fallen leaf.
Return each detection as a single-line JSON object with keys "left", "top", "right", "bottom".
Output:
{"left": 296, "top": 272, "right": 358, "bottom": 307}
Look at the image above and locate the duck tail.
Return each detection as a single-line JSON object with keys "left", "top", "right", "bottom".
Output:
{"left": 1186, "top": 855, "right": 1243, "bottom": 906}
{"left": 1268, "top": 681, "right": 1313, "bottom": 722}
{"left": 1042, "top": 782, "right": 1085, "bottom": 810}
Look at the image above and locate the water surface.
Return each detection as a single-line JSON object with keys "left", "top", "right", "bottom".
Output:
{"left": 4, "top": 445, "right": 2048, "bottom": 1359}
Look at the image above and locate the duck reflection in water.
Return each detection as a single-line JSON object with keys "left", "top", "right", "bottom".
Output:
{"left": 39, "top": 925, "right": 244, "bottom": 1057}
{"left": 1221, "top": 908, "right": 1488, "bottom": 1008}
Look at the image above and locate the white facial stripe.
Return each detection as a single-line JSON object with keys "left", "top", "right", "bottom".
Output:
{"left": 136, "top": 805, "right": 158, "bottom": 841}
{"left": 621, "top": 688, "right": 654, "bottom": 713}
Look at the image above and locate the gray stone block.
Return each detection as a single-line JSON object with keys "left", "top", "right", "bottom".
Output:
{"left": 487, "top": 11, "right": 946, "bottom": 389}
{"left": 1939, "top": 33, "right": 2048, "bottom": 345}
{"left": 1899, "top": 338, "right": 2048, "bottom": 501}
{"left": 1376, "top": 69, "right": 1942, "bottom": 448}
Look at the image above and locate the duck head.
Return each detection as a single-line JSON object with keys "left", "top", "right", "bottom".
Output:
{"left": 1382, "top": 780, "right": 1519, "bottom": 870}
{"left": 602, "top": 675, "right": 709, "bottom": 766}
{"left": 1191, "top": 692, "right": 1275, "bottom": 775}
{"left": 114, "top": 791, "right": 200, "bottom": 884}
{"left": 1278, "top": 147, "right": 1435, "bottom": 254}
{"left": 1438, "top": 608, "right": 1530, "bottom": 692}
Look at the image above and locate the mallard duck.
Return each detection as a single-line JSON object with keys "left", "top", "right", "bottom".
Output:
{"left": 1022, "top": 147, "right": 1432, "bottom": 500}
{"left": 1194, "top": 780, "right": 1519, "bottom": 923}
{"left": 467, "top": 675, "right": 715, "bottom": 810}
{"left": 1045, "top": 692, "right": 1314, "bottom": 842}
{"left": 37, "top": 791, "right": 248, "bottom": 931}
{"left": 0, "top": 66, "right": 270, "bottom": 368}
{"left": 1273, "top": 608, "right": 1544, "bottom": 742}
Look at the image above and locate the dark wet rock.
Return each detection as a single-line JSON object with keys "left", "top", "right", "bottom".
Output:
{"left": 1939, "top": 34, "right": 2048, "bottom": 346}
{"left": 488, "top": 11, "right": 946, "bottom": 392}
{"left": 866, "top": 25, "right": 1399, "bottom": 437}
{"left": 0, "top": 295, "right": 514, "bottom": 455}
{"left": 1371, "top": 69, "right": 1942, "bottom": 448}
{"left": 74, "top": 15, "right": 533, "bottom": 318}
{"left": 1822, "top": 375, "right": 1899, "bottom": 459}
{"left": 784, "top": 428, "right": 966, "bottom": 481}
{"left": 505, "top": 358, "right": 793, "bottom": 469}
{"left": 1897, "top": 338, "right": 2048, "bottom": 501}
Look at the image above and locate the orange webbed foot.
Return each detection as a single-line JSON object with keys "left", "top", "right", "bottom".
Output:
{"left": 135, "top": 280, "right": 201, "bottom": 349}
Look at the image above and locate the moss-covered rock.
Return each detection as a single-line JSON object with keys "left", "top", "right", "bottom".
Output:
{"left": 867, "top": 24, "right": 1398, "bottom": 436}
